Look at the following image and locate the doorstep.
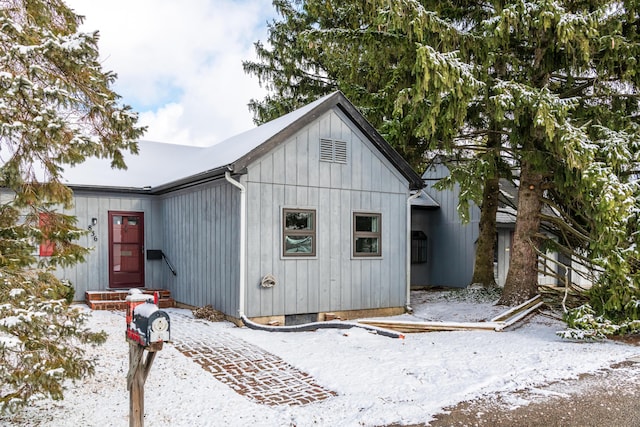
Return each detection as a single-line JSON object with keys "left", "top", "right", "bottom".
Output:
{"left": 85, "top": 289, "right": 175, "bottom": 310}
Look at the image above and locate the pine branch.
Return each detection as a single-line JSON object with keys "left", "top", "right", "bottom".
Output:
{"left": 558, "top": 78, "right": 596, "bottom": 99}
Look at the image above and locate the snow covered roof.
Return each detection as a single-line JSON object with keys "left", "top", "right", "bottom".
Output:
{"left": 62, "top": 92, "right": 332, "bottom": 192}
{"left": 496, "top": 207, "right": 517, "bottom": 225}
{"left": 61, "top": 140, "right": 204, "bottom": 190}
{"left": 61, "top": 91, "right": 424, "bottom": 193}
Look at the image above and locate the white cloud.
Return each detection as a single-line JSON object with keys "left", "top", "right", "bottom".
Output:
{"left": 138, "top": 103, "right": 190, "bottom": 144}
{"left": 66, "top": 0, "right": 275, "bottom": 146}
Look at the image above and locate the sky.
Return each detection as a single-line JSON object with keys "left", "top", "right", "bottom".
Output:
{"left": 64, "top": 0, "right": 278, "bottom": 147}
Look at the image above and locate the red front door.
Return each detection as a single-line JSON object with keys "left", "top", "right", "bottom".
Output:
{"left": 109, "top": 211, "right": 145, "bottom": 288}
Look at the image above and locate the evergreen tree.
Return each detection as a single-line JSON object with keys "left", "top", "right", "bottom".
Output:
{"left": 0, "top": 0, "right": 144, "bottom": 411}
{"left": 245, "top": 0, "right": 484, "bottom": 171}
{"left": 375, "top": 0, "right": 640, "bottom": 312}
{"left": 484, "top": 2, "right": 639, "bottom": 305}
{"left": 246, "top": 0, "right": 640, "bottom": 325}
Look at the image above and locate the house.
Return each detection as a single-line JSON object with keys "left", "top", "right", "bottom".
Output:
{"left": 410, "top": 160, "right": 485, "bottom": 288}
{"left": 410, "top": 159, "right": 516, "bottom": 288}
{"left": 32, "top": 91, "right": 423, "bottom": 325}
{"left": 411, "top": 159, "right": 590, "bottom": 289}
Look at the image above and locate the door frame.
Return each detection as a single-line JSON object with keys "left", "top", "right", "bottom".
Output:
{"left": 108, "top": 211, "right": 145, "bottom": 289}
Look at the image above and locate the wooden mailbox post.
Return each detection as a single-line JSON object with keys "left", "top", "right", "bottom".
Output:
{"left": 125, "top": 290, "right": 171, "bottom": 427}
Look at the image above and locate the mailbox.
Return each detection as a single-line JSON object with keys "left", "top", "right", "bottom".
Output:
{"left": 125, "top": 290, "right": 170, "bottom": 347}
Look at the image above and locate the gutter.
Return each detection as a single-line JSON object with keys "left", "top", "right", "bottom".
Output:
{"left": 67, "top": 184, "right": 154, "bottom": 195}
{"left": 153, "top": 166, "right": 229, "bottom": 194}
{"left": 68, "top": 166, "right": 231, "bottom": 195}
{"left": 406, "top": 191, "right": 421, "bottom": 312}
{"left": 224, "top": 171, "right": 247, "bottom": 318}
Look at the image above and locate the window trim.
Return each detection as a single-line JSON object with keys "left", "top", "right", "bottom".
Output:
{"left": 282, "top": 208, "right": 317, "bottom": 258}
{"left": 353, "top": 212, "right": 382, "bottom": 258}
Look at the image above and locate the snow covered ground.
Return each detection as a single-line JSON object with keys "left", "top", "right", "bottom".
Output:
{"left": 2, "top": 289, "right": 639, "bottom": 426}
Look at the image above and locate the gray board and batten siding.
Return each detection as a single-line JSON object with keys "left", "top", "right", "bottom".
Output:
{"left": 32, "top": 91, "right": 423, "bottom": 320}
{"left": 415, "top": 162, "right": 480, "bottom": 288}
{"left": 159, "top": 179, "right": 241, "bottom": 318}
{"left": 244, "top": 107, "right": 411, "bottom": 318}
{"left": 38, "top": 180, "right": 240, "bottom": 314}
{"left": 414, "top": 163, "right": 519, "bottom": 288}
{"left": 7, "top": 189, "right": 164, "bottom": 299}
{"left": 76, "top": 192, "right": 163, "bottom": 297}
{"left": 414, "top": 163, "right": 568, "bottom": 289}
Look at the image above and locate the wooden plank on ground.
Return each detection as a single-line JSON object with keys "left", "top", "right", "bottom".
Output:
{"left": 358, "top": 319, "right": 503, "bottom": 333}
{"left": 358, "top": 294, "right": 544, "bottom": 333}
{"left": 494, "top": 300, "right": 544, "bottom": 331}
{"left": 491, "top": 295, "right": 542, "bottom": 322}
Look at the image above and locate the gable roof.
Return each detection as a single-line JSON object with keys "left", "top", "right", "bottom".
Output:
{"left": 62, "top": 91, "right": 423, "bottom": 194}
{"left": 410, "top": 190, "right": 440, "bottom": 208}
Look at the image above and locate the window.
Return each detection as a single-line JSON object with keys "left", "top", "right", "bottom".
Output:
{"left": 411, "top": 231, "right": 428, "bottom": 263}
{"left": 283, "top": 209, "right": 316, "bottom": 257}
{"left": 39, "top": 212, "right": 55, "bottom": 256}
{"left": 353, "top": 213, "right": 381, "bottom": 257}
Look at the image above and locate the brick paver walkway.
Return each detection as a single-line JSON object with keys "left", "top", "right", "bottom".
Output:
{"left": 168, "top": 311, "right": 337, "bottom": 406}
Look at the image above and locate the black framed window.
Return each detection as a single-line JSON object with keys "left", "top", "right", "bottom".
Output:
{"left": 283, "top": 209, "right": 316, "bottom": 257}
{"left": 353, "top": 213, "right": 381, "bottom": 257}
{"left": 411, "top": 230, "right": 428, "bottom": 263}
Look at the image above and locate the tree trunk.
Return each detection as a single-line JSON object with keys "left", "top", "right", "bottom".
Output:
{"left": 499, "top": 159, "right": 544, "bottom": 305}
{"left": 470, "top": 114, "right": 502, "bottom": 289}
{"left": 470, "top": 176, "right": 499, "bottom": 287}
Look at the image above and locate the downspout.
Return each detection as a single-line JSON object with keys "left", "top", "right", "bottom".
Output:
{"left": 225, "top": 171, "right": 246, "bottom": 319}
{"left": 406, "top": 190, "right": 421, "bottom": 312}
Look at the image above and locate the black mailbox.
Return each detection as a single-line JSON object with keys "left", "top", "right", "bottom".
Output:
{"left": 146, "top": 249, "right": 164, "bottom": 260}
{"left": 126, "top": 300, "right": 170, "bottom": 347}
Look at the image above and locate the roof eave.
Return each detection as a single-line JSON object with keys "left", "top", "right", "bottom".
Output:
{"left": 230, "top": 93, "right": 341, "bottom": 173}
{"left": 67, "top": 165, "right": 236, "bottom": 195}
{"left": 68, "top": 184, "right": 153, "bottom": 195}
{"left": 150, "top": 165, "right": 232, "bottom": 194}
{"left": 333, "top": 93, "right": 424, "bottom": 190}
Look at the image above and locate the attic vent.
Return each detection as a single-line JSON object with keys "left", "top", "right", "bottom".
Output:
{"left": 319, "top": 138, "right": 348, "bottom": 164}
{"left": 320, "top": 138, "right": 333, "bottom": 162}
